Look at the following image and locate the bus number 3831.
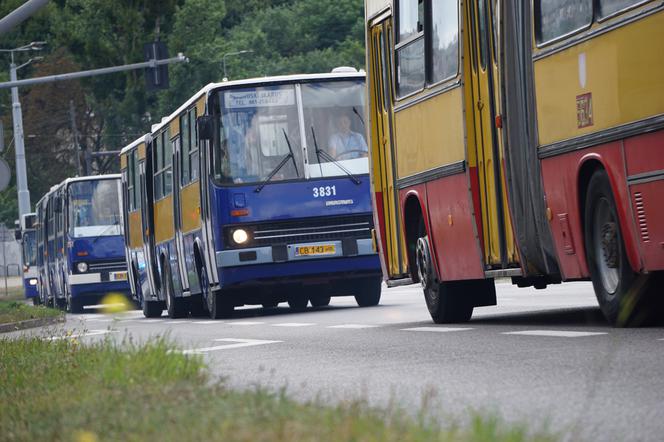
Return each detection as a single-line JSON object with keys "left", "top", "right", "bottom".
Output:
{"left": 313, "top": 185, "right": 336, "bottom": 198}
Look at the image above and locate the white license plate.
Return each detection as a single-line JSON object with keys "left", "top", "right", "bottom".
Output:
{"left": 110, "top": 271, "right": 128, "bottom": 281}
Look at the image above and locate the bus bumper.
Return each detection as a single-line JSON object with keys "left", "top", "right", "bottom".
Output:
{"left": 69, "top": 279, "right": 131, "bottom": 299}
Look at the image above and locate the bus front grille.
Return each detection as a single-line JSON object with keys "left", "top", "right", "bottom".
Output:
{"left": 226, "top": 215, "right": 373, "bottom": 249}
{"left": 87, "top": 259, "right": 127, "bottom": 272}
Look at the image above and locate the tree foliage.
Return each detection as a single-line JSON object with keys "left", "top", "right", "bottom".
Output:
{"left": 0, "top": 0, "right": 365, "bottom": 224}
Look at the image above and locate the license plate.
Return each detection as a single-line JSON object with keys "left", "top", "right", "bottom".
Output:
{"left": 295, "top": 244, "right": 336, "bottom": 257}
{"left": 111, "top": 271, "right": 128, "bottom": 281}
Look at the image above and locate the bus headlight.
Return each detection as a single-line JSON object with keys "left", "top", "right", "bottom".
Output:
{"left": 29, "top": 278, "right": 38, "bottom": 286}
{"left": 232, "top": 229, "right": 249, "bottom": 245}
{"left": 77, "top": 262, "right": 88, "bottom": 273}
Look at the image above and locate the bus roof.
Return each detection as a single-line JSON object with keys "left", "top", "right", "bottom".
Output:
{"left": 119, "top": 134, "right": 150, "bottom": 156}
{"left": 61, "top": 174, "right": 121, "bottom": 187}
{"left": 144, "top": 70, "right": 366, "bottom": 145}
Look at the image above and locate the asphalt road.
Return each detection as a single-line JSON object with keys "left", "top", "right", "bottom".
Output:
{"left": 12, "top": 280, "right": 664, "bottom": 441}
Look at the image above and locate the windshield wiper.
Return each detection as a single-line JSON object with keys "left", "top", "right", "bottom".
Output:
{"left": 254, "top": 129, "right": 300, "bottom": 193}
{"left": 90, "top": 217, "right": 121, "bottom": 245}
{"left": 352, "top": 106, "right": 365, "bottom": 127}
{"left": 310, "top": 126, "right": 361, "bottom": 185}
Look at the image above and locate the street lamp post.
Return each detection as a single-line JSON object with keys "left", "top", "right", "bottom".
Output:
{"left": 0, "top": 41, "right": 46, "bottom": 219}
{"left": 222, "top": 50, "right": 253, "bottom": 81}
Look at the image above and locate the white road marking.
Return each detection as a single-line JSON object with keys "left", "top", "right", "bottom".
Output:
{"left": 182, "top": 338, "right": 282, "bottom": 354}
{"left": 401, "top": 327, "right": 473, "bottom": 333}
{"left": 327, "top": 324, "right": 380, "bottom": 329}
{"left": 229, "top": 321, "right": 265, "bottom": 326}
{"left": 272, "top": 323, "right": 315, "bottom": 327}
{"left": 86, "top": 318, "right": 113, "bottom": 323}
{"left": 191, "top": 321, "right": 219, "bottom": 325}
{"left": 48, "top": 329, "right": 116, "bottom": 340}
{"left": 502, "top": 330, "right": 608, "bottom": 338}
{"left": 165, "top": 321, "right": 187, "bottom": 324}
{"left": 142, "top": 319, "right": 165, "bottom": 323}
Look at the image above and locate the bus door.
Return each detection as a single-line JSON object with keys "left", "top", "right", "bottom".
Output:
{"left": 141, "top": 141, "right": 159, "bottom": 296}
{"left": 172, "top": 134, "right": 189, "bottom": 293}
{"left": 368, "top": 15, "right": 408, "bottom": 279}
{"left": 466, "top": 0, "right": 517, "bottom": 269}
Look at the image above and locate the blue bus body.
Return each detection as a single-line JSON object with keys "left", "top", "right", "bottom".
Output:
{"left": 35, "top": 175, "right": 131, "bottom": 312}
{"left": 122, "top": 71, "right": 382, "bottom": 319}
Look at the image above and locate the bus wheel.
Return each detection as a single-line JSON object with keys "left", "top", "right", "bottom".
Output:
{"left": 142, "top": 299, "right": 163, "bottom": 318}
{"left": 163, "top": 263, "right": 187, "bottom": 319}
{"left": 416, "top": 235, "right": 473, "bottom": 323}
{"left": 288, "top": 294, "right": 308, "bottom": 311}
{"left": 32, "top": 297, "right": 41, "bottom": 306}
{"left": 310, "top": 295, "right": 331, "bottom": 308}
{"left": 584, "top": 170, "right": 658, "bottom": 326}
{"left": 208, "top": 290, "right": 234, "bottom": 319}
{"left": 66, "top": 295, "right": 83, "bottom": 314}
{"left": 354, "top": 276, "right": 381, "bottom": 307}
{"left": 189, "top": 295, "right": 208, "bottom": 317}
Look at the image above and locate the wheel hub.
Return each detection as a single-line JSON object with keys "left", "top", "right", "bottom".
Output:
{"left": 601, "top": 222, "right": 618, "bottom": 268}
{"left": 416, "top": 237, "right": 431, "bottom": 289}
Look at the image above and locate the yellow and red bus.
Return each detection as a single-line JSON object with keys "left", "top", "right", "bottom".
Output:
{"left": 365, "top": 0, "right": 664, "bottom": 326}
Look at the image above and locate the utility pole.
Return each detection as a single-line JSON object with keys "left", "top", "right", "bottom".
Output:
{"left": 9, "top": 53, "right": 31, "bottom": 218}
{"left": 68, "top": 100, "right": 82, "bottom": 176}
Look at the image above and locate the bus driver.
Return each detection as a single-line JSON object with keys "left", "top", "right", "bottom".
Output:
{"left": 328, "top": 114, "right": 368, "bottom": 159}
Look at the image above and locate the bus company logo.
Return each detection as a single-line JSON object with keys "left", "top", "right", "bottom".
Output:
{"left": 325, "top": 199, "right": 354, "bottom": 207}
{"left": 576, "top": 93, "right": 593, "bottom": 128}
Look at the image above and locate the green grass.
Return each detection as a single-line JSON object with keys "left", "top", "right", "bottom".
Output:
{"left": 0, "top": 299, "right": 62, "bottom": 325}
{"left": 0, "top": 336, "right": 556, "bottom": 442}
{"left": 0, "top": 286, "right": 27, "bottom": 301}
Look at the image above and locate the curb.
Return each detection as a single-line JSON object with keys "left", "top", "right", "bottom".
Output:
{"left": 0, "top": 315, "right": 66, "bottom": 334}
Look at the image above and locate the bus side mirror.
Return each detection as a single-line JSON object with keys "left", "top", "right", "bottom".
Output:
{"left": 197, "top": 116, "right": 214, "bottom": 141}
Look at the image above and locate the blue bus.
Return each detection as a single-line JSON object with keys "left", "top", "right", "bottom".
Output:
{"left": 120, "top": 69, "right": 382, "bottom": 319}
{"left": 35, "top": 175, "right": 131, "bottom": 312}
{"left": 14, "top": 213, "right": 39, "bottom": 304}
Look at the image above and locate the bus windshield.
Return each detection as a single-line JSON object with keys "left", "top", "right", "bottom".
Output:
{"left": 217, "top": 84, "right": 303, "bottom": 185}
{"left": 68, "top": 179, "right": 122, "bottom": 238}
{"left": 215, "top": 79, "right": 368, "bottom": 184}
{"left": 301, "top": 80, "right": 368, "bottom": 178}
{"left": 22, "top": 230, "right": 37, "bottom": 266}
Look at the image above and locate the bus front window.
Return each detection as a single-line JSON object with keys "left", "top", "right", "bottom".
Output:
{"left": 216, "top": 85, "right": 303, "bottom": 185}
{"left": 22, "top": 231, "right": 37, "bottom": 266}
{"left": 301, "top": 80, "right": 369, "bottom": 178}
{"left": 69, "top": 180, "right": 122, "bottom": 238}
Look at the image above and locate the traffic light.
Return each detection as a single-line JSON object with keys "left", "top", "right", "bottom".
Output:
{"left": 144, "top": 41, "right": 169, "bottom": 91}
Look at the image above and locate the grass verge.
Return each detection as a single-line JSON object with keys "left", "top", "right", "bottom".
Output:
{"left": 0, "top": 299, "right": 62, "bottom": 326}
{"left": 0, "top": 335, "right": 556, "bottom": 442}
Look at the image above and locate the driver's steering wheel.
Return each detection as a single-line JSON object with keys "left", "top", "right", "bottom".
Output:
{"left": 334, "top": 149, "right": 367, "bottom": 160}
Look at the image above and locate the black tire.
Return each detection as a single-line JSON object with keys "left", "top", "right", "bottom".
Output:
{"left": 55, "top": 297, "right": 67, "bottom": 310}
{"left": 310, "top": 295, "right": 331, "bottom": 308}
{"left": 354, "top": 276, "right": 382, "bottom": 307}
{"left": 208, "top": 290, "right": 234, "bottom": 319}
{"left": 416, "top": 235, "right": 473, "bottom": 323}
{"left": 163, "top": 262, "right": 188, "bottom": 319}
{"left": 584, "top": 170, "right": 658, "bottom": 326}
{"left": 189, "top": 294, "right": 209, "bottom": 317}
{"left": 142, "top": 299, "right": 163, "bottom": 318}
{"left": 66, "top": 295, "right": 83, "bottom": 314}
{"left": 287, "top": 293, "right": 308, "bottom": 311}
{"left": 32, "top": 297, "right": 41, "bottom": 306}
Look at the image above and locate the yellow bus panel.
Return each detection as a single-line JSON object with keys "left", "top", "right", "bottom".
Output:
{"left": 394, "top": 87, "right": 465, "bottom": 179}
{"left": 128, "top": 210, "right": 143, "bottom": 249}
{"left": 535, "top": 11, "right": 664, "bottom": 146}
{"left": 153, "top": 196, "right": 175, "bottom": 244}
{"left": 170, "top": 118, "right": 180, "bottom": 138}
{"left": 138, "top": 143, "right": 146, "bottom": 160}
{"left": 120, "top": 154, "right": 127, "bottom": 169}
{"left": 196, "top": 97, "right": 206, "bottom": 118}
{"left": 180, "top": 181, "right": 201, "bottom": 234}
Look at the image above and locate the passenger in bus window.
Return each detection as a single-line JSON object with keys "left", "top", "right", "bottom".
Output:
{"left": 328, "top": 114, "right": 368, "bottom": 159}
